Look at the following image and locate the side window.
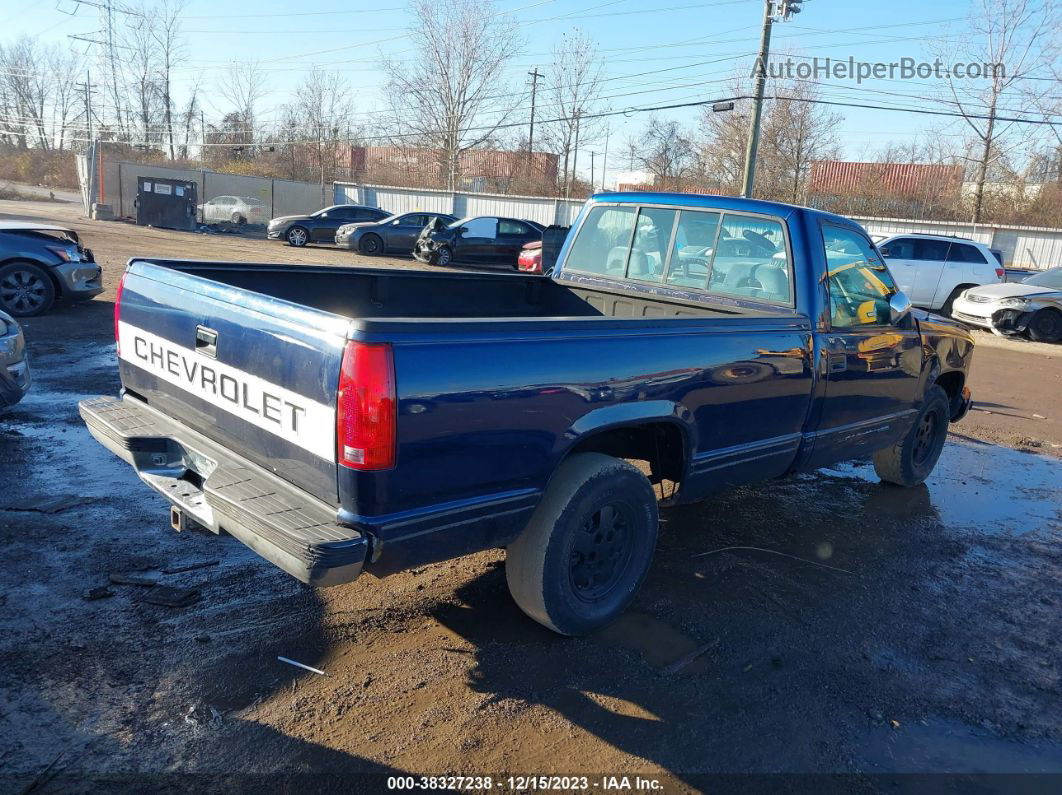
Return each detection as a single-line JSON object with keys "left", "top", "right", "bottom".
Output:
{"left": 402, "top": 214, "right": 425, "bottom": 226}
{"left": 499, "top": 219, "right": 531, "bottom": 236}
{"left": 353, "top": 208, "right": 380, "bottom": 221}
{"left": 947, "top": 243, "right": 987, "bottom": 264}
{"left": 627, "top": 207, "right": 676, "bottom": 283}
{"left": 913, "top": 239, "right": 951, "bottom": 262}
{"left": 706, "top": 215, "right": 791, "bottom": 304}
{"left": 823, "top": 225, "right": 899, "bottom": 328}
{"left": 462, "top": 217, "right": 498, "bottom": 238}
{"left": 882, "top": 237, "right": 916, "bottom": 259}
{"left": 666, "top": 210, "right": 721, "bottom": 288}
{"left": 563, "top": 206, "right": 637, "bottom": 276}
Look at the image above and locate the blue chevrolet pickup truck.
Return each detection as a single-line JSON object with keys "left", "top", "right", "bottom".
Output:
{"left": 81, "top": 193, "right": 973, "bottom": 635}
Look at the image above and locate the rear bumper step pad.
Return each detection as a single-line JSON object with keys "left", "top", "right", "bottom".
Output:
{"left": 79, "top": 395, "right": 367, "bottom": 587}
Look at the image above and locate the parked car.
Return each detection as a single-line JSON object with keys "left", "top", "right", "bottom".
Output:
{"left": 335, "top": 212, "right": 457, "bottom": 255}
{"left": 0, "top": 221, "right": 103, "bottom": 317}
{"left": 80, "top": 192, "right": 974, "bottom": 636}
{"left": 267, "top": 205, "right": 391, "bottom": 247}
{"left": 0, "top": 309, "right": 30, "bottom": 409}
{"left": 414, "top": 216, "right": 545, "bottom": 266}
{"left": 199, "top": 196, "right": 267, "bottom": 226}
{"left": 877, "top": 233, "right": 1003, "bottom": 315}
{"left": 951, "top": 266, "right": 1062, "bottom": 342}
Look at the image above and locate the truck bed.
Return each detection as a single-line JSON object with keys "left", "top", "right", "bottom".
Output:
{"left": 161, "top": 261, "right": 784, "bottom": 322}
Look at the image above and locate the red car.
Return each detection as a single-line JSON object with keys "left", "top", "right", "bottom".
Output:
{"left": 518, "top": 240, "right": 543, "bottom": 274}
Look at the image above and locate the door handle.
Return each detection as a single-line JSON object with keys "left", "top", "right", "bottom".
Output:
{"left": 195, "top": 325, "right": 218, "bottom": 358}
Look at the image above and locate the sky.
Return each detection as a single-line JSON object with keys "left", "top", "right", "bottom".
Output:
{"left": 5, "top": 0, "right": 1028, "bottom": 185}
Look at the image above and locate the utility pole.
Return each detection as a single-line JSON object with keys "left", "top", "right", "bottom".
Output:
{"left": 590, "top": 151, "right": 595, "bottom": 190}
{"left": 568, "top": 109, "right": 581, "bottom": 198}
{"left": 600, "top": 124, "right": 610, "bottom": 191}
{"left": 741, "top": 0, "right": 802, "bottom": 198}
{"left": 527, "top": 67, "right": 543, "bottom": 179}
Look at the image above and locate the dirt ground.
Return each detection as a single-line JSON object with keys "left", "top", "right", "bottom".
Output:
{"left": 1, "top": 196, "right": 1060, "bottom": 790}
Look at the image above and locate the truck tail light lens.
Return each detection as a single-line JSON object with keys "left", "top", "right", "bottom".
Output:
{"left": 114, "top": 271, "right": 127, "bottom": 355}
{"left": 337, "top": 341, "right": 396, "bottom": 470}
{"left": 995, "top": 268, "right": 1005, "bottom": 280}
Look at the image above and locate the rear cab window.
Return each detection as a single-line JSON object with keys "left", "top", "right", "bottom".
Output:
{"left": 563, "top": 202, "right": 794, "bottom": 307}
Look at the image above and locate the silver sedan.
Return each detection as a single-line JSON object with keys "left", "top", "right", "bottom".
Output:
{"left": 951, "top": 266, "right": 1062, "bottom": 342}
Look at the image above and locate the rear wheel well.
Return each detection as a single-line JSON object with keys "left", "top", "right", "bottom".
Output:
{"left": 564, "top": 422, "right": 686, "bottom": 498}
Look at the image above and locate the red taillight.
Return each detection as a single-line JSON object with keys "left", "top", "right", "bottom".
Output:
{"left": 114, "top": 271, "right": 127, "bottom": 354}
{"left": 995, "top": 268, "right": 1005, "bottom": 280}
{"left": 518, "top": 250, "right": 542, "bottom": 273}
{"left": 337, "top": 341, "right": 396, "bottom": 470}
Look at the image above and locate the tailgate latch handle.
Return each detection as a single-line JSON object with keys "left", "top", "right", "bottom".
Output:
{"left": 195, "top": 326, "right": 218, "bottom": 358}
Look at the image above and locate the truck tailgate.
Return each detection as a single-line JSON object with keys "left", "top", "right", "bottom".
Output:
{"left": 116, "top": 260, "right": 350, "bottom": 503}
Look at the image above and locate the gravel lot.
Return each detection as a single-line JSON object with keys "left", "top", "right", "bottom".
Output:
{"left": 1, "top": 197, "right": 1060, "bottom": 789}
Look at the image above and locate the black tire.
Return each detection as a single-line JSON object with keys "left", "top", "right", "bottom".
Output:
{"left": 359, "top": 233, "right": 384, "bottom": 256}
{"left": 506, "top": 453, "right": 659, "bottom": 636}
{"left": 433, "top": 245, "right": 453, "bottom": 266}
{"left": 1026, "top": 308, "right": 1062, "bottom": 343}
{"left": 230, "top": 212, "right": 246, "bottom": 226}
{"left": 0, "top": 261, "right": 57, "bottom": 317}
{"left": 286, "top": 226, "right": 309, "bottom": 247}
{"left": 873, "top": 385, "right": 950, "bottom": 487}
{"left": 939, "top": 285, "right": 973, "bottom": 317}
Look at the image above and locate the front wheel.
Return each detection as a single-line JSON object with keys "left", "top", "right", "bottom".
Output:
{"left": 359, "top": 233, "right": 384, "bottom": 255}
{"left": 0, "top": 261, "right": 57, "bottom": 317}
{"left": 433, "top": 245, "right": 453, "bottom": 266}
{"left": 873, "top": 385, "right": 950, "bottom": 487}
{"left": 506, "top": 453, "right": 659, "bottom": 636}
{"left": 230, "top": 212, "right": 246, "bottom": 226}
{"left": 286, "top": 226, "right": 309, "bottom": 247}
{"left": 1026, "top": 308, "right": 1062, "bottom": 343}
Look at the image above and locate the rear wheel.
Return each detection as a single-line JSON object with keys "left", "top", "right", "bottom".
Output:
{"left": 359, "top": 233, "right": 384, "bottom": 255}
{"left": 506, "top": 453, "right": 659, "bottom": 636}
{"left": 873, "top": 385, "right": 950, "bottom": 487}
{"left": 230, "top": 212, "right": 246, "bottom": 226}
{"left": 1026, "top": 308, "right": 1062, "bottom": 343}
{"left": 0, "top": 261, "right": 56, "bottom": 317}
{"left": 286, "top": 226, "right": 309, "bottom": 247}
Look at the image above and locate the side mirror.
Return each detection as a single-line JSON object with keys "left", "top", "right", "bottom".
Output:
{"left": 878, "top": 247, "right": 891, "bottom": 258}
{"left": 392, "top": 219, "right": 401, "bottom": 225}
{"left": 889, "top": 291, "right": 912, "bottom": 325}
{"left": 458, "top": 227, "right": 468, "bottom": 235}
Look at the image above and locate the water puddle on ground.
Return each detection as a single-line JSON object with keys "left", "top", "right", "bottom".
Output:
{"left": 857, "top": 718, "right": 1062, "bottom": 774}
{"left": 817, "top": 440, "right": 1061, "bottom": 534}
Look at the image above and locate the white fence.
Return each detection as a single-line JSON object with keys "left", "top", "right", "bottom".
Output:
{"left": 333, "top": 182, "right": 585, "bottom": 228}
{"left": 335, "top": 182, "right": 1062, "bottom": 270}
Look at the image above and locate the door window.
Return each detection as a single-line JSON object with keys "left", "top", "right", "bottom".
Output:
{"left": 947, "top": 243, "right": 988, "bottom": 264}
{"left": 564, "top": 205, "right": 638, "bottom": 276}
{"left": 499, "top": 219, "right": 532, "bottom": 236}
{"left": 462, "top": 217, "right": 498, "bottom": 238}
{"left": 823, "top": 225, "right": 899, "bottom": 328}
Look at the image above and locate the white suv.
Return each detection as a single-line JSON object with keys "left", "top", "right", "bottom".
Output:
{"left": 877, "top": 234, "right": 1004, "bottom": 316}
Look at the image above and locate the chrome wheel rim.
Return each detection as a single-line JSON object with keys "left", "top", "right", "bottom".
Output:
{"left": 437, "top": 248, "right": 451, "bottom": 264}
{"left": 288, "top": 228, "right": 307, "bottom": 246}
{"left": 1, "top": 269, "right": 48, "bottom": 314}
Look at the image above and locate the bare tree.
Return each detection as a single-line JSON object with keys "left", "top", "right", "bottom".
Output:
{"left": 758, "top": 81, "right": 841, "bottom": 203}
{"left": 121, "top": 4, "right": 162, "bottom": 147}
{"left": 941, "top": 0, "right": 1056, "bottom": 222}
{"left": 543, "top": 28, "right": 603, "bottom": 191}
{"left": 47, "top": 46, "right": 82, "bottom": 150}
{"left": 0, "top": 37, "right": 52, "bottom": 149}
{"left": 382, "top": 0, "right": 521, "bottom": 190}
{"left": 151, "top": 0, "right": 187, "bottom": 159}
{"left": 635, "top": 117, "right": 696, "bottom": 190}
{"left": 219, "top": 60, "right": 267, "bottom": 147}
